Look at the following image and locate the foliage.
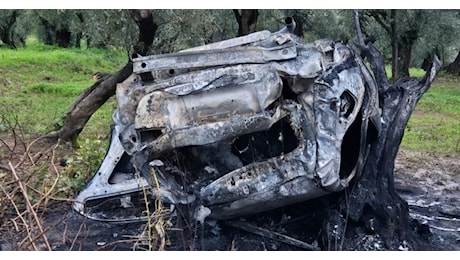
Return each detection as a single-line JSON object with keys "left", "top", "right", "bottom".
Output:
{"left": 151, "top": 10, "right": 238, "bottom": 53}
{"left": 78, "top": 10, "right": 139, "bottom": 50}
{"left": 303, "top": 10, "right": 356, "bottom": 42}
{"left": 2, "top": 9, "right": 460, "bottom": 73}
{"left": 360, "top": 10, "right": 460, "bottom": 72}
{"left": 0, "top": 10, "right": 33, "bottom": 48}
{"left": 411, "top": 10, "right": 460, "bottom": 66}
{"left": 256, "top": 10, "right": 357, "bottom": 43}
{"left": 58, "top": 138, "right": 108, "bottom": 193}
{"left": 33, "top": 10, "right": 77, "bottom": 47}
{"left": 16, "top": 10, "right": 139, "bottom": 50}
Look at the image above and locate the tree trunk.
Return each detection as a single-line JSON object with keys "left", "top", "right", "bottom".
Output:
{"left": 75, "top": 12, "right": 85, "bottom": 49}
{"left": 397, "top": 28, "right": 418, "bottom": 79}
{"left": 390, "top": 10, "right": 399, "bottom": 81}
{"left": 329, "top": 56, "right": 440, "bottom": 249}
{"left": 130, "top": 9, "right": 158, "bottom": 56}
{"left": 45, "top": 10, "right": 158, "bottom": 145}
{"left": 233, "top": 9, "right": 259, "bottom": 37}
{"left": 447, "top": 51, "right": 460, "bottom": 75}
{"left": 397, "top": 45, "right": 411, "bottom": 78}
{"left": 55, "top": 28, "right": 72, "bottom": 48}
{"left": 321, "top": 14, "right": 442, "bottom": 249}
{"left": 365, "top": 10, "right": 418, "bottom": 82}
{"left": 291, "top": 13, "right": 305, "bottom": 38}
{"left": 38, "top": 16, "right": 56, "bottom": 46}
{"left": 0, "top": 10, "right": 20, "bottom": 48}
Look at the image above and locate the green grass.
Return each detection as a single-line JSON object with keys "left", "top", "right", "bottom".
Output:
{"left": 384, "top": 66, "right": 430, "bottom": 79}
{"left": 401, "top": 74, "right": 460, "bottom": 156}
{"left": 378, "top": 66, "right": 460, "bottom": 156}
{"left": 0, "top": 38, "right": 126, "bottom": 137}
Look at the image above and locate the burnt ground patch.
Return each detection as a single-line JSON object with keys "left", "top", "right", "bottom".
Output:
{"left": 1, "top": 151, "right": 459, "bottom": 251}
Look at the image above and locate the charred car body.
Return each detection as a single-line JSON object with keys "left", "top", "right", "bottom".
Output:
{"left": 73, "top": 18, "right": 380, "bottom": 222}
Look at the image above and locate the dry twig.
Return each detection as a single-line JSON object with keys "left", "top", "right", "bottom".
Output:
{"left": 9, "top": 161, "right": 52, "bottom": 250}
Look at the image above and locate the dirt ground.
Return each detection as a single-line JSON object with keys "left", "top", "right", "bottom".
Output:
{"left": 393, "top": 150, "right": 460, "bottom": 251}
{"left": 1, "top": 147, "right": 459, "bottom": 251}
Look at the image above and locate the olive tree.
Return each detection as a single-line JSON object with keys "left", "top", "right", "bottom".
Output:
{"left": 359, "top": 9, "right": 460, "bottom": 80}
{"left": 0, "top": 10, "right": 31, "bottom": 48}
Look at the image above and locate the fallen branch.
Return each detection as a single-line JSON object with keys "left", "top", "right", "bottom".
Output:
{"left": 225, "top": 220, "right": 320, "bottom": 250}
{"left": 43, "top": 61, "right": 133, "bottom": 146}
{"left": 13, "top": 135, "right": 46, "bottom": 169}
{"left": 9, "top": 161, "right": 51, "bottom": 251}
{"left": 0, "top": 177, "right": 37, "bottom": 250}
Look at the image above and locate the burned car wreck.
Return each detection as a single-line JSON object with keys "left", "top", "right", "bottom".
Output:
{"left": 73, "top": 18, "right": 380, "bottom": 222}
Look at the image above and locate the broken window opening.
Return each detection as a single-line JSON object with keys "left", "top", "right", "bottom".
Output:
{"left": 139, "top": 129, "right": 163, "bottom": 143}
{"left": 339, "top": 90, "right": 356, "bottom": 119}
{"left": 232, "top": 117, "right": 298, "bottom": 166}
{"left": 339, "top": 112, "right": 361, "bottom": 179}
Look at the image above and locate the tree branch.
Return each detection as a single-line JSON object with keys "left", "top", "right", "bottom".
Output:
{"left": 353, "top": 10, "right": 365, "bottom": 46}
{"left": 44, "top": 61, "right": 133, "bottom": 145}
{"left": 353, "top": 10, "right": 391, "bottom": 93}
{"left": 366, "top": 10, "right": 391, "bottom": 34}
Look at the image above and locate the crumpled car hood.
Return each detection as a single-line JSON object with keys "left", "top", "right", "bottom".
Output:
{"left": 73, "top": 20, "right": 380, "bottom": 221}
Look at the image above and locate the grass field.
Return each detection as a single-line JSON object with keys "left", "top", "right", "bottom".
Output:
{"left": 0, "top": 38, "right": 127, "bottom": 138}
{"left": 401, "top": 74, "right": 460, "bottom": 155}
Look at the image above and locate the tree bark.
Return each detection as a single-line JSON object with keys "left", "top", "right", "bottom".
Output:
{"left": 364, "top": 10, "right": 419, "bottom": 81}
{"left": 233, "top": 9, "right": 259, "bottom": 37}
{"left": 342, "top": 47, "right": 440, "bottom": 247}
{"left": 0, "top": 10, "right": 22, "bottom": 48}
{"left": 130, "top": 9, "right": 158, "bottom": 56}
{"left": 390, "top": 10, "right": 399, "bottom": 81}
{"left": 321, "top": 13, "right": 442, "bottom": 250}
{"left": 38, "top": 16, "right": 56, "bottom": 46}
{"left": 45, "top": 10, "right": 157, "bottom": 145}
{"left": 291, "top": 13, "right": 305, "bottom": 38}
{"left": 396, "top": 45, "right": 412, "bottom": 78}
{"left": 396, "top": 28, "right": 418, "bottom": 79}
{"left": 55, "top": 28, "right": 72, "bottom": 48}
{"left": 446, "top": 51, "right": 460, "bottom": 75}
